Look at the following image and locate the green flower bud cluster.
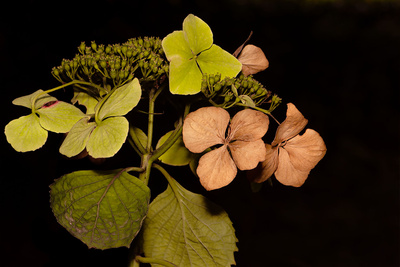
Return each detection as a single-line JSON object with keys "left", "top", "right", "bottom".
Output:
{"left": 52, "top": 37, "right": 168, "bottom": 97}
{"left": 201, "top": 73, "right": 272, "bottom": 109}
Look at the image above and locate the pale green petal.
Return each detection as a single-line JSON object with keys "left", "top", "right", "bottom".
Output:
{"left": 183, "top": 14, "right": 213, "bottom": 54}
{"left": 162, "top": 31, "right": 193, "bottom": 61}
{"left": 5, "top": 113, "right": 48, "bottom": 152}
{"left": 12, "top": 89, "right": 57, "bottom": 109}
{"left": 97, "top": 78, "right": 142, "bottom": 120}
{"left": 169, "top": 56, "right": 203, "bottom": 95}
{"left": 72, "top": 91, "right": 98, "bottom": 114}
{"left": 37, "top": 101, "right": 85, "bottom": 133}
{"left": 86, "top": 117, "right": 129, "bottom": 158}
{"left": 59, "top": 117, "right": 96, "bottom": 158}
{"left": 197, "top": 44, "right": 242, "bottom": 78}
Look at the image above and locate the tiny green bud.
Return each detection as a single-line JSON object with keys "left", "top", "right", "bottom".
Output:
{"left": 119, "top": 71, "right": 125, "bottom": 79}
{"left": 110, "top": 69, "right": 117, "bottom": 79}
{"left": 91, "top": 41, "right": 97, "bottom": 51}
{"left": 105, "top": 45, "right": 112, "bottom": 54}
{"left": 209, "top": 74, "right": 215, "bottom": 86}
{"left": 214, "top": 83, "right": 222, "bottom": 91}
{"left": 214, "top": 73, "right": 221, "bottom": 83}
{"left": 79, "top": 42, "right": 86, "bottom": 54}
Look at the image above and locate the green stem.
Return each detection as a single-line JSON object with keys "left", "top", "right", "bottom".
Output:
{"left": 146, "top": 88, "right": 156, "bottom": 152}
{"left": 135, "top": 256, "right": 177, "bottom": 267}
{"left": 31, "top": 80, "right": 106, "bottom": 113}
{"left": 148, "top": 104, "right": 190, "bottom": 163}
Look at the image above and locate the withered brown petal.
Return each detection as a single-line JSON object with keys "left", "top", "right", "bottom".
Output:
{"left": 247, "top": 144, "right": 279, "bottom": 183}
{"left": 275, "top": 147, "right": 310, "bottom": 187}
{"left": 284, "top": 129, "right": 327, "bottom": 172}
{"left": 196, "top": 145, "right": 237, "bottom": 191}
{"left": 182, "top": 106, "right": 229, "bottom": 153}
{"left": 229, "top": 109, "right": 269, "bottom": 142}
{"left": 233, "top": 31, "right": 253, "bottom": 58}
{"left": 229, "top": 139, "right": 267, "bottom": 170}
{"left": 272, "top": 103, "right": 308, "bottom": 146}
{"left": 238, "top": 44, "right": 269, "bottom": 76}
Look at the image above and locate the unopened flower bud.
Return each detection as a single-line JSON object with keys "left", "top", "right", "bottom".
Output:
{"left": 79, "top": 42, "right": 86, "bottom": 54}
{"left": 91, "top": 41, "right": 97, "bottom": 51}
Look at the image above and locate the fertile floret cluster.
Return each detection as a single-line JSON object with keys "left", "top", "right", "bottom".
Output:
{"left": 52, "top": 37, "right": 169, "bottom": 98}
{"left": 201, "top": 73, "right": 272, "bottom": 109}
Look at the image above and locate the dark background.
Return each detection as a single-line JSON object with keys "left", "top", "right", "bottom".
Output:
{"left": 1, "top": 0, "right": 399, "bottom": 266}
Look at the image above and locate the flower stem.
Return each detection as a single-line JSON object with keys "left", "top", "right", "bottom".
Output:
{"left": 31, "top": 80, "right": 106, "bottom": 113}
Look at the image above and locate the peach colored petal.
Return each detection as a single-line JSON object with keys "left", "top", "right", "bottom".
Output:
{"left": 182, "top": 106, "right": 229, "bottom": 153}
{"left": 229, "top": 109, "right": 269, "bottom": 142}
{"left": 272, "top": 103, "right": 308, "bottom": 146}
{"left": 275, "top": 147, "right": 310, "bottom": 187}
{"left": 229, "top": 139, "right": 266, "bottom": 170}
{"left": 284, "top": 129, "right": 327, "bottom": 172}
{"left": 247, "top": 144, "right": 279, "bottom": 183}
{"left": 238, "top": 44, "right": 269, "bottom": 76}
{"left": 197, "top": 145, "right": 237, "bottom": 191}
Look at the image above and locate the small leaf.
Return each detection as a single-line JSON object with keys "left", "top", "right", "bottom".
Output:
{"left": 37, "top": 101, "right": 86, "bottom": 133}
{"left": 86, "top": 117, "right": 129, "bottom": 158}
{"left": 97, "top": 78, "right": 142, "bottom": 121}
{"left": 50, "top": 169, "right": 151, "bottom": 249}
{"left": 156, "top": 131, "right": 193, "bottom": 166}
{"left": 12, "top": 89, "right": 57, "bottom": 109}
{"left": 129, "top": 126, "right": 148, "bottom": 149}
{"left": 142, "top": 175, "right": 237, "bottom": 266}
{"left": 4, "top": 113, "right": 47, "bottom": 152}
{"left": 239, "top": 95, "right": 256, "bottom": 107}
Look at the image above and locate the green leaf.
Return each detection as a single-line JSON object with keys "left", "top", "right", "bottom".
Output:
{"left": 50, "top": 169, "right": 151, "bottom": 249}
{"left": 156, "top": 131, "right": 193, "bottom": 166}
{"left": 59, "top": 117, "right": 96, "bottom": 157}
{"left": 162, "top": 14, "right": 242, "bottom": 95}
{"left": 37, "top": 101, "right": 86, "bottom": 133}
{"left": 97, "top": 78, "right": 142, "bottom": 121}
{"left": 142, "top": 174, "right": 237, "bottom": 266}
{"left": 12, "top": 89, "right": 57, "bottom": 109}
{"left": 86, "top": 117, "right": 129, "bottom": 158}
{"left": 4, "top": 113, "right": 48, "bottom": 152}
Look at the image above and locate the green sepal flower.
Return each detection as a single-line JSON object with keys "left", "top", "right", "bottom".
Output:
{"left": 5, "top": 90, "right": 85, "bottom": 152}
{"left": 162, "top": 14, "right": 242, "bottom": 95}
{"left": 59, "top": 78, "right": 142, "bottom": 158}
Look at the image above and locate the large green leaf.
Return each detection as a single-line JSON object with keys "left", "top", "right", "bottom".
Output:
{"left": 4, "top": 113, "right": 48, "bottom": 152}
{"left": 97, "top": 78, "right": 142, "bottom": 121}
{"left": 50, "top": 169, "right": 151, "bottom": 249}
{"left": 142, "top": 175, "right": 237, "bottom": 266}
{"left": 162, "top": 14, "right": 242, "bottom": 95}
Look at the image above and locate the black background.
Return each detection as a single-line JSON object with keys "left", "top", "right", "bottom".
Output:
{"left": 1, "top": 0, "right": 399, "bottom": 266}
